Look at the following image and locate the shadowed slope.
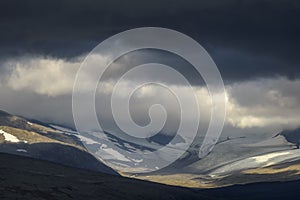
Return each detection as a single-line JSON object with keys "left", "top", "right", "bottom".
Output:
{"left": 0, "top": 152, "right": 217, "bottom": 200}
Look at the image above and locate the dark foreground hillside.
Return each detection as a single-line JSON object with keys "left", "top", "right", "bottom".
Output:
{"left": 0, "top": 153, "right": 216, "bottom": 200}
{"left": 203, "top": 179, "right": 300, "bottom": 200}
{"left": 1, "top": 152, "right": 300, "bottom": 200}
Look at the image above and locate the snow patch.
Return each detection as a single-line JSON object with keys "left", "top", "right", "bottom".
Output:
{"left": 16, "top": 149, "right": 27, "bottom": 153}
{"left": 0, "top": 129, "right": 20, "bottom": 143}
{"left": 99, "top": 144, "right": 131, "bottom": 162}
{"left": 27, "top": 122, "right": 33, "bottom": 126}
{"left": 50, "top": 125, "right": 78, "bottom": 134}
{"left": 50, "top": 125, "right": 103, "bottom": 144}
{"left": 77, "top": 135, "right": 99, "bottom": 145}
{"left": 252, "top": 151, "right": 291, "bottom": 163}
{"left": 132, "top": 158, "right": 143, "bottom": 163}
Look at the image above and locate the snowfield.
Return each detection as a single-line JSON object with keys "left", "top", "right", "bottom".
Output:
{"left": 0, "top": 129, "right": 20, "bottom": 143}
{"left": 0, "top": 129, "right": 28, "bottom": 143}
{"left": 210, "top": 149, "right": 300, "bottom": 176}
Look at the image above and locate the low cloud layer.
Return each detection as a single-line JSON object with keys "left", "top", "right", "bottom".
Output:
{"left": 1, "top": 56, "right": 300, "bottom": 136}
{"left": 227, "top": 78, "right": 300, "bottom": 130}
{"left": 3, "top": 57, "right": 80, "bottom": 96}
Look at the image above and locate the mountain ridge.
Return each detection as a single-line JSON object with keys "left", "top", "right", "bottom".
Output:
{"left": 0, "top": 110, "right": 118, "bottom": 175}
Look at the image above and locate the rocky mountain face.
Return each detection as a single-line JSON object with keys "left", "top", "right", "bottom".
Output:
{"left": 277, "top": 128, "right": 300, "bottom": 149}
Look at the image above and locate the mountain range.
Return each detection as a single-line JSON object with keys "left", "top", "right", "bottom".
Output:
{"left": 1, "top": 109, "right": 300, "bottom": 199}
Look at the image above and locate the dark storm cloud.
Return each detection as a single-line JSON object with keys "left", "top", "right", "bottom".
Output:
{"left": 0, "top": 0, "right": 299, "bottom": 81}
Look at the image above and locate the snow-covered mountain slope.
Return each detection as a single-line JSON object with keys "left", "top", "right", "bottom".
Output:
{"left": 51, "top": 118, "right": 300, "bottom": 187}
{"left": 51, "top": 121, "right": 300, "bottom": 188}
{"left": 135, "top": 133, "right": 300, "bottom": 188}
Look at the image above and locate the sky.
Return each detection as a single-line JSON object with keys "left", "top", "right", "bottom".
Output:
{"left": 0, "top": 0, "right": 300, "bottom": 138}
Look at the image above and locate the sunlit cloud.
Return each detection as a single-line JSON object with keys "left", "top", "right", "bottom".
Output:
{"left": 1, "top": 56, "right": 300, "bottom": 133}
